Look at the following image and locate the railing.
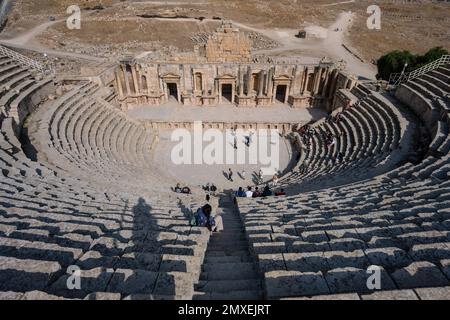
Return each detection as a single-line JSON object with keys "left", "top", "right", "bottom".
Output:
{"left": 388, "top": 55, "right": 450, "bottom": 88}
{"left": 0, "top": 44, "right": 47, "bottom": 73}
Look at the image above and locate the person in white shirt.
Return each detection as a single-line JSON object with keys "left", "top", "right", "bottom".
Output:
{"left": 245, "top": 186, "right": 253, "bottom": 198}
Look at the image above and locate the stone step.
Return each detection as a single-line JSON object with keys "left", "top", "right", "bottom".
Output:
{"left": 203, "top": 262, "right": 255, "bottom": 273}
{"left": 204, "top": 255, "right": 252, "bottom": 264}
{"left": 200, "top": 269, "right": 258, "bottom": 281}
{"left": 195, "top": 279, "right": 262, "bottom": 293}
{"left": 207, "top": 245, "right": 250, "bottom": 252}
{"left": 205, "top": 248, "right": 250, "bottom": 256}
{"left": 193, "top": 290, "right": 263, "bottom": 300}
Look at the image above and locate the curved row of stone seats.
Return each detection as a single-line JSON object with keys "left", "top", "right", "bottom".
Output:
{"left": 0, "top": 54, "right": 53, "bottom": 129}
{"left": 0, "top": 182, "right": 210, "bottom": 299}
{"left": 28, "top": 81, "right": 165, "bottom": 193}
{"left": 396, "top": 65, "right": 450, "bottom": 135}
{"left": 237, "top": 171, "right": 450, "bottom": 299}
{"left": 0, "top": 52, "right": 211, "bottom": 298}
{"left": 235, "top": 67, "right": 450, "bottom": 299}
{"left": 389, "top": 64, "right": 450, "bottom": 181}
{"left": 281, "top": 85, "right": 412, "bottom": 192}
{"left": 1, "top": 122, "right": 211, "bottom": 299}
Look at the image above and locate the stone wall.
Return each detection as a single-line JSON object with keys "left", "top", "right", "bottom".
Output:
{"left": 114, "top": 60, "right": 355, "bottom": 111}
{"left": 205, "top": 22, "right": 252, "bottom": 64}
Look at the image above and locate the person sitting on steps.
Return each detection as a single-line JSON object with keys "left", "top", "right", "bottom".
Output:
{"left": 174, "top": 183, "right": 182, "bottom": 193}
{"left": 196, "top": 204, "right": 223, "bottom": 233}
{"left": 262, "top": 184, "right": 273, "bottom": 197}
{"left": 252, "top": 187, "right": 261, "bottom": 198}
{"left": 235, "top": 187, "right": 246, "bottom": 198}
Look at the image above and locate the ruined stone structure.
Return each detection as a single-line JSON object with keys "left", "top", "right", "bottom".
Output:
{"left": 113, "top": 22, "right": 356, "bottom": 111}
{"left": 115, "top": 61, "right": 355, "bottom": 110}
{"left": 204, "top": 22, "right": 252, "bottom": 63}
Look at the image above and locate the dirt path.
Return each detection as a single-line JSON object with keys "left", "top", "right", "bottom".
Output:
{"left": 0, "top": 17, "right": 105, "bottom": 62}
{"left": 150, "top": 12, "right": 376, "bottom": 79}
{"left": 0, "top": 9, "right": 376, "bottom": 78}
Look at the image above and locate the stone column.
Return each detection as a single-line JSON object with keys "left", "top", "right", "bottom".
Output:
{"left": 258, "top": 71, "right": 265, "bottom": 97}
{"left": 115, "top": 69, "right": 124, "bottom": 98}
{"left": 239, "top": 67, "right": 244, "bottom": 96}
{"left": 131, "top": 65, "right": 139, "bottom": 95}
{"left": 247, "top": 66, "right": 253, "bottom": 96}
{"left": 312, "top": 67, "right": 322, "bottom": 96}
{"left": 123, "top": 65, "right": 132, "bottom": 96}
{"left": 321, "top": 68, "right": 330, "bottom": 97}
{"left": 267, "top": 67, "right": 274, "bottom": 98}
{"left": 302, "top": 68, "right": 309, "bottom": 95}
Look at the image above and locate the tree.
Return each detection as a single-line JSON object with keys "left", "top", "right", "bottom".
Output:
{"left": 416, "top": 46, "right": 449, "bottom": 68}
{"left": 377, "top": 46, "right": 449, "bottom": 80}
{"left": 377, "top": 50, "right": 417, "bottom": 81}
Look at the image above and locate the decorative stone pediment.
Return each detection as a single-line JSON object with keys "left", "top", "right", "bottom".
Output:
{"left": 161, "top": 73, "right": 181, "bottom": 81}
{"left": 217, "top": 74, "right": 236, "bottom": 80}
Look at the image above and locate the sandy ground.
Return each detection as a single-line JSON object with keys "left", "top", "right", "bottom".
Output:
{"left": 127, "top": 102, "right": 327, "bottom": 124}
{"left": 152, "top": 129, "right": 293, "bottom": 190}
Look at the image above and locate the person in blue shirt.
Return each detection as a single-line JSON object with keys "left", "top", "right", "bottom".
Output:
{"left": 235, "top": 187, "right": 246, "bottom": 197}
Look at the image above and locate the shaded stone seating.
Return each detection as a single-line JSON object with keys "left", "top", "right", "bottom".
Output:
{"left": 281, "top": 85, "right": 408, "bottom": 193}
{"left": 0, "top": 53, "right": 211, "bottom": 299}
{"left": 237, "top": 174, "right": 450, "bottom": 298}
{"left": 26, "top": 81, "right": 162, "bottom": 193}
{"left": 235, "top": 69, "right": 450, "bottom": 299}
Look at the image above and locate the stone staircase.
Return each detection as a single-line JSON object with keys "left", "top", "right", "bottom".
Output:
{"left": 194, "top": 193, "right": 264, "bottom": 300}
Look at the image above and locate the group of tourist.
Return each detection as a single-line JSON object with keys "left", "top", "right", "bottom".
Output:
{"left": 173, "top": 183, "right": 191, "bottom": 194}
{"left": 202, "top": 183, "right": 218, "bottom": 195}
{"left": 235, "top": 185, "right": 286, "bottom": 199}
{"left": 323, "top": 129, "right": 337, "bottom": 150}
{"left": 297, "top": 124, "right": 317, "bottom": 149}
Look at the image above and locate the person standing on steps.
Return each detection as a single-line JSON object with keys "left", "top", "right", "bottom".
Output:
{"left": 241, "top": 169, "right": 246, "bottom": 180}
{"left": 258, "top": 169, "right": 264, "bottom": 184}
{"left": 228, "top": 168, "right": 234, "bottom": 182}
{"left": 272, "top": 174, "right": 279, "bottom": 187}
{"left": 210, "top": 184, "right": 217, "bottom": 195}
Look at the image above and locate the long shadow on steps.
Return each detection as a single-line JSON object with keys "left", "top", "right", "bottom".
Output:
{"left": 193, "top": 191, "right": 264, "bottom": 300}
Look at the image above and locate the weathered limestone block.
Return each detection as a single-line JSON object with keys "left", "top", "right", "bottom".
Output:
{"left": 159, "top": 254, "right": 201, "bottom": 280}
{"left": 283, "top": 252, "right": 326, "bottom": 273}
{"left": 257, "top": 254, "right": 286, "bottom": 273}
{"left": 152, "top": 271, "right": 194, "bottom": 299}
{"left": 107, "top": 269, "right": 158, "bottom": 296}
{"left": 84, "top": 292, "right": 122, "bottom": 300}
{"left": 361, "top": 289, "right": 419, "bottom": 300}
{"left": 365, "top": 247, "right": 413, "bottom": 269}
{"left": 391, "top": 261, "right": 449, "bottom": 289}
{"left": 325, "top": 267, "right": 396, "bottom": 294}
{"left": 265, "top": 270, "right": 330, "bottom": 299}
{"left": 414, "top": 286, "right": 450, "bottom": 300}
{"left": 21, "top": 291, "right": 66, "bottom": 300}
{"left": 252, "top": 242, "right": 286, "bottom": 254}
{"left": 50, "top": 267, "right": 115, "bottom": 299}
{"left": 115, "top": 252, "right": 162, "bottom": 272}
{"left": 409, "top": 242, "right": 450, "bottom": 262}
{"left": 0, "top": 257, "right": 61, "bottom": 292}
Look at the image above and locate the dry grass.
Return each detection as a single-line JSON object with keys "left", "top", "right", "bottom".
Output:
{"left": 340, "top": 1, "right": 450, "bottom": 62}
{"left": 3, "top": 0, "right": 449, "bottom": 63}
{"left": 43, "top": 19, "right": 222, "bottom": 51}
